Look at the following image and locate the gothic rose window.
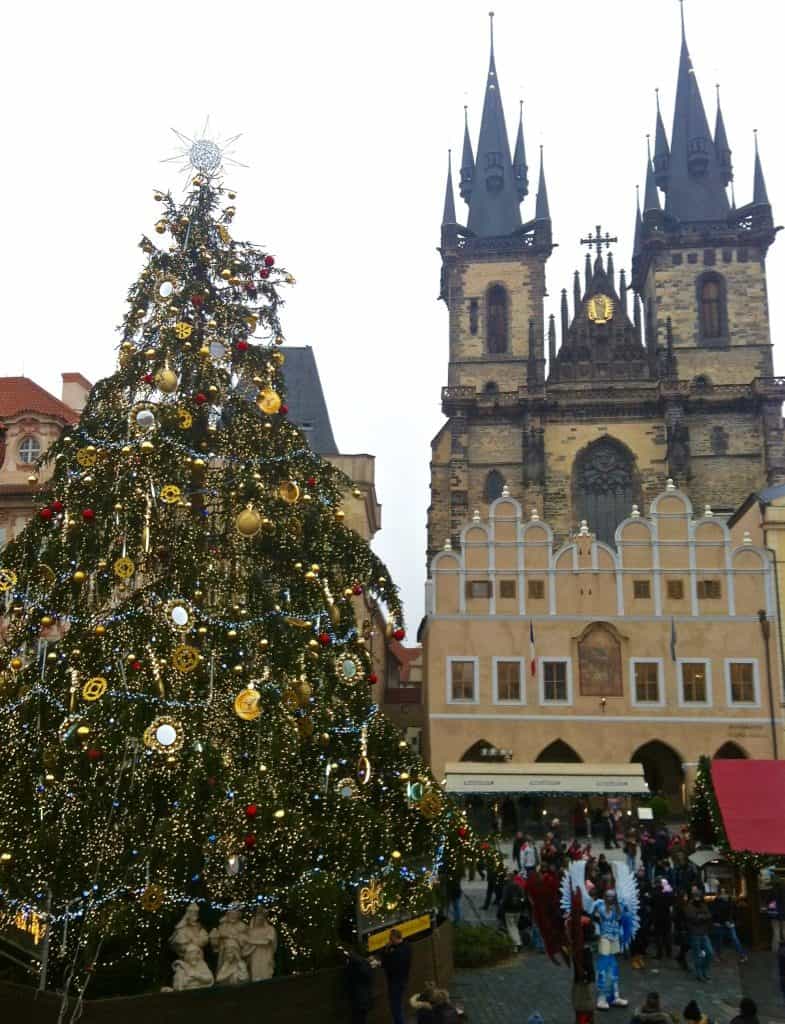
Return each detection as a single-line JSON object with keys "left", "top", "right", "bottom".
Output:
{"left": 573, "top": 438, "right": 637, "bottom": 545}
{"left": 487, "top": 285, "right": 508, "bottom": 354}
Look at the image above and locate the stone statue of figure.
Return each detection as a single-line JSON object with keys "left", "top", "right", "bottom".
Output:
{"left": 170, "top": 902, "right": 209, "bottom": 960}
{"left": 210, "top": 908, "right": 251, "bottom": 985}
{"left": 172, "top": 947, "right": 214, "bottom": 991}
{"left": 246, "top": 908, "right": 277, "bottom": 981}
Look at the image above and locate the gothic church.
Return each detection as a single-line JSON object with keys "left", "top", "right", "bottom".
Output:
{"left": 428, "top": 12, "right": 783, "bottom": 559}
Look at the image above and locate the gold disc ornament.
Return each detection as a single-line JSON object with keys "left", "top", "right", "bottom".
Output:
{"left": 0, "top": 569, "right": 17, "bottom": 592}
{"left": 173, "top": 322, "right": 193, "bottom": 340}
{"left": 418, "top": 788, "right": 444, "bottom": 820}
{"left": 113, "top": 556, "right": 135, "bottom": 580}
{"left": 172, "top": 645, "right": 200, "bottom": 673}
{"left": 235, "top": 506, "right": 262, "bottom": 537}
{"left": 177, "top": 408, "right": 193, "bottom": 429}
{"left": 82, "top": 677, "right": 108, "bottom": 702}
{"left": 257, "top": 389, "right": 282, "bottom": 415}
{"left": 234, "top": 686, "right": 261, "bottom": 721}
{"left": 76, "top": 447, "right": 98, "bottom": 468}
{"left": 159, "top": 484, "right": 182, "bottom": 504}
{"left": 278, "top": 480, "right": 300, "bottom": 505}
{"left": 140, "top": 884, "right": 165, "bottom": 912}
{"left": 154, "top": 368, "right": 178, "bottom": 393}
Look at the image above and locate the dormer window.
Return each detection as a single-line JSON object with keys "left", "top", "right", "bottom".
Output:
{"left": 18, "top": 435, "right": 41, "bottom": 464}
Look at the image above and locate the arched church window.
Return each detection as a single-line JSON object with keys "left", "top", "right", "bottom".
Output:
{"left": 698, "top": 273, "right": 725, "bottom": 340}
{"left": 485, "top": 470, "right": 505, "bottom": 503}
{"left": 484, "top": 381, "right": 498, "bottom": 395}
{"left": 573, "top": 438, "right": 638, "bottom": 546}
{"left": 487, "top": 285, "right": 508, "bottom": 354}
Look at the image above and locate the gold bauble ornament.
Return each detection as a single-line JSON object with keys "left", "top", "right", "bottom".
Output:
{"left": 278, "top": 481, "right": 300, "bottom": 505}
{"left": 73, "top": 571, "right": 86, "bottom": 583}
{"left": 257, "top": 389, "right": 282, "bottom": 415}
{"left": 155, "top": 368, "right": 178, "bottom": 393}
{"left": 140, "top": 440, "right": 155, "bottom": 453}
{"left": 40, "top": 615, "right": 53, "bottom": 627}
{"left": 94, "top": 624, "right": 106, "bottom": 635}
{"left": 235, "top": 506, "right": 262, "bottom": 537}
{"left": 198, "top": 345, "right": 210, "bottom": 358}
{"left": 10, "top": 658, "right": 22, "bottom": 671}
{"left": 234, "top": 686, "right": 261, "bottom": 721}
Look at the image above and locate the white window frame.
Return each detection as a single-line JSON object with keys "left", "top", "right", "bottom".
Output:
{"left": 724, "top": 658, "right": 760, "bottom": 708}
{"left": 17, "top": 435, "right": 41, "bottom": 464}
{"left": 677, "top": 658, "right": 713, "bottom": 708}
{"left": 492, "top": 656, "right": 527, "bottom": 705}
{"left": 446, "top": 656, "right": 480, "bottom": 705}
{"left": 630, "top": 658, "right": 665, "bottom": 707}
{"left": 538, "top": 657, "right": 573, "bottom": 706}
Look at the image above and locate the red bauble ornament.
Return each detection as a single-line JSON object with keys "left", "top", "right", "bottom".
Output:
{"left": 259, "top": 268, "right": 270, "bottom": 280}
{"left": 352, "top": 584, "right": 363, "bottom": 595}
{"left": 457, "top": 826, "right": 467, "bottom": 839}
{"left": 393, "top": 628, "right": 405, "bottom": 642}
{"left": 368, "top": 672, "right": 379, "bottom": 685}
{"left": 306, "top": 476, "right": 317, "bottom": 487}
{"left": 236, "top": 341, "right": 249, "bottom": 353}
{"left": 39, "top": 507, "right": 53, "bottom": 521}
{"left": 245, "top": 804, "right": 258, "bottom": 818}
{"left": 195, "top": 393, "right": 207, "bottom": 405}
{"left": 481, "top": 841, "right": 490, "bottom": 850}
{"left": 82, "top": 508, "right": 95, "bottom": 522}
{"left": 131, "top": 660, "right": 142, "bottom": 672}
{"left": 86, "top": 748, "right": 102, "bottom": 761}
{"left": 244, "top": 834, "right": 257, "bottom": 849}
{"left": 279, "top": 404, "right": 288, "bottom": 415}
{"left": 264, "top": 255, "right": 275, "bottom": 267}
{"left": 318, "top": 632, "right": 331, "bottom": 647}
{"left": 143, "top": 373, "right": 153, "bottom": 384}
{"left": 51, "top": 500, "right": 64, "bottom": 514}
{"left": 191, "top": 294, "right": 204, "bottom": 307}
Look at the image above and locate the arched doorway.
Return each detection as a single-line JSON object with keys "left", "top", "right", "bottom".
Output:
{"left": 536, "top": 740, "right": 583, "bottom": 763}
{"left": 631, "top": 741, "right": 684, "bottom": 808}
{"left": 715, "top": 741, "right": 748, "bottom": 759}
{"left": 460, "top": 739, "right": 506, "bottom": 763}
{"left": 460, "top": 740, "right": 511, "bottom": 834}
{"left": 573, "top": 437, "right": 640, "bottom": 545}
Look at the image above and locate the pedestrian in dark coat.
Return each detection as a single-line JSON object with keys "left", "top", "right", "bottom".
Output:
{"left": 345, "top": 948, "right": 374, "bottom": 1024}
{"left": 728, "top": 997, "right": 759, "bottom": 1024}
{"left": 380, "top": 929, "right": 412, "bottom": 1024}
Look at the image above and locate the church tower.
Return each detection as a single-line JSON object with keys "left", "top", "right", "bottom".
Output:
{"left": 428, "top": 15, "right": 553, "bottom": 562}
{"left": 631, "top": 8, "right": 785, "bottom": 505}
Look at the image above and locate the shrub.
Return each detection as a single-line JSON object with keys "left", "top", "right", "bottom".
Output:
{"left": 453, "top": 923, "right": 514, "bottom": 968}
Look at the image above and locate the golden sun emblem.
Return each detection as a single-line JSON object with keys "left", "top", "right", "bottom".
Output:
{"left": 359, "top": 878, "right": 384, "bottom": 916}
{"left": 173, "top": 322, "right": 193, "bottom": 340}
{"left": 172, "top": 645, "right": 201, "bottom": 673}
{"left": 587, "top": 293, "right": 614, "bottom": 324}
{"left": 160, "top": 484, "right": 182, "bottom": 504}
{"left": 113, "top": 557, "right": 135, "bottom": 580}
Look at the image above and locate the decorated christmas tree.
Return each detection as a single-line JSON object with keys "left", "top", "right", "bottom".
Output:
{"left": 0, "top": 139, "right": 464, "bottom": 995}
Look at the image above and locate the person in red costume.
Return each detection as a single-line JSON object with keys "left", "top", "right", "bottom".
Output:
{"left": 524, "top": 863, "right": 567, "bottom": 964}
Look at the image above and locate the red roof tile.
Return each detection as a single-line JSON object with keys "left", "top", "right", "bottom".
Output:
{"left": 0, "top": 377, "right": 80, "bottom": 424}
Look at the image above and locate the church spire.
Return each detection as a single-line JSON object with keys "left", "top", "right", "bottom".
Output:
{"left": 753, "top": 131, "right": 770, "bottom": 207}
{"left": 714, "top": 84, "right": 733, "bottom": 187}
{"left": 653, "top": 89, "right": 671, "bottom": 190}
{"left": 513, "top": 101, "right": 529, "bottom": 201}
{"left": 459, "top": 106, "right": 474, "bottom": 202}
{"left": 442, "top": 150, "right": 457, "bottom": 226}
{"left": 535, "top": 146, "right": 550, "bottom": 221}
{"left": 465, "top": 12, "right": 522, "bottom": 237}
{"left": 644, "top": 136, "right": 662, "bottom": 219}
{"left": 665, "top": 5, "right": 729, "bottom": 221}
{"left": 633, "top": 185, "right": 643, "bottom": 258}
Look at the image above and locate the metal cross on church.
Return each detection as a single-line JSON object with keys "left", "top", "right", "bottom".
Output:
{"left": 580, "top": 225, "right": 618, "bottom": 257}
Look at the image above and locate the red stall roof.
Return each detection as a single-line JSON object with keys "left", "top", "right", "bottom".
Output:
{"left": 712, "top": 760, "right": 785, "bottom": 855}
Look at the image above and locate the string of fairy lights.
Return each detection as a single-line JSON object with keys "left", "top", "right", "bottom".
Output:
{"left": 0, "top": 153, "right": 477, "bottom": 993}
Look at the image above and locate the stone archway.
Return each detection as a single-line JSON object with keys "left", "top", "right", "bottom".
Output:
{"left": 536, "top": 740, "right": 583, "bottom": 763}
{"left": 631, "top": 740, "right": 684, "bottom": 807}
{"left": 715, "top": 741, "right": 748, "bottom": 759}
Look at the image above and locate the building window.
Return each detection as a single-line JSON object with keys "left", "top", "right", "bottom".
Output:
{"left": 494, "top": 658, "right": 524, "bottom": 703}
{"left": 465, "top": 580, "right": 492, "bottom": 599}
{"left": 726, "top": 660, "right": 758, "bottom": 705}
{"left": 528, "top": 579, "right": 545, "bottom": 600}
{"left": 469, "top": 298, "right": 479, "bottom": 336}
{"left": 17, "top": 435, "right": 42, "bottom": 464}
{"left": 697, "top": 579, "right": 722, "bottom": 600}
{"left": 573, "top": 437, "right": 638, "bottom": 546}
{"left": 680, "top": 661, "right": 710, "bottom": 705}
{"left": 697, "top": 273, "right": 726, "bottom": 340}
{"left": 672, "top": 253, "right": 683, "bottom": 266}
{"left": 632, "top": 660, "right": 662, "bottom": 704}
{"left": 448, "top": 658, "right": 478, "bottom": 703}
{"left": 541, "top": 659, "right": 571, "bottom": 704}
{"left": 710, "top": 425, "right": 729, "bottom": 454}
{"left": 667, "top": 580, "right": 685, "bottom": 600}
{"left": 703, "top": 249, "right": 716, "bottom": 266}
{"left": 633, "top": 580, "right": 651, "bottom": 599}
{"left": 485, "top": 469, "right": 505, "bottom": 503}
{"left": 499, "top": 580, "right": 516, "bottom": 599}
{"left": 487, "top": 284, "right": 508, "bottom": 354}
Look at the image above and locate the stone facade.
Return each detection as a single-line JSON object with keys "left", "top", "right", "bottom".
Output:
{"left": 423, "top": 487, "right": 784, "bottom": 804}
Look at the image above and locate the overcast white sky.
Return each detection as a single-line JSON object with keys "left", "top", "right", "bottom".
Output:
{"left": 3, "top": 0, "right": 783, "bottom": 629}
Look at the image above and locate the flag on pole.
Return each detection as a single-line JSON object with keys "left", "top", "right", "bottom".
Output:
{"left": 530, "top": 620, "right": 537, "bottom": 676}
{"left": 670, "top": 617, "right": 678, "bottom": 662}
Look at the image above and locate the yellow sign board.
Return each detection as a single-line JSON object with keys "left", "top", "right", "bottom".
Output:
{"left": 366, "top": 913, "right": 431, "bottom": 952}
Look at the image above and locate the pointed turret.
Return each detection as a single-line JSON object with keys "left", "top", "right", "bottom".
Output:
{"left": 513, "top": 101, "right": 529, "bottom": 201}
{"left": 535, "top": 146, "right": 550, "bottom": 221}
{"left": 714, "top": 85, "right": 733, "bottom": 187}
{"left": 633, "top": 186, "right": 643, "bottom": 259}
{"left": 561, "top": 288, "right": 569, "bottom": 341}
{"left": 644, "top": 137, "right": 663, "bottom": 224}
{"left": 573, "top": 270, "right": 581, "bottom": 314}
{"left": 753, "top": 131, "right": 770, "bottom": 207}
{"left": 653, "top": 89, "right": 671, "bottom": 190}
{"left": 459, "top": 107, "right": 474, "bottom": 202}
{"left": 548, "top": 314, "right": 557, "bottom": 368}
{"left": 619, "top": 269, "right": 628, "bottom": 316}
{"left": 465, "top": 13, "right": 522, "bottom": 237}
{"left": 584, "top": 253, "right": 591, "bottom": 296}
{"left": 665, "top": 10, "right": 729, "bottom": 221}
{"left": 633, "top": 292, "right": 642, "bottom": 344}
{"left": 607, "top": 252, "right": 615, "bottom": 292}
{"left": 442, "top": 151, "right": 457, "bottom": 226}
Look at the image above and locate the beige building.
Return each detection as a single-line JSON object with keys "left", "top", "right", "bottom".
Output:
{"left": 423, "top": 484, "right": 783, "bottom": 812}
